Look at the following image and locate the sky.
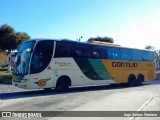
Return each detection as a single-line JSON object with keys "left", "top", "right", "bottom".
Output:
{"left": 1, "top": 0, "right": 160, "bottom": 49}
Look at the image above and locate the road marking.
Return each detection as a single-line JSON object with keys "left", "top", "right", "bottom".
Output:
{"left": 128, "top": 96, "right": 154, "bottom": 120}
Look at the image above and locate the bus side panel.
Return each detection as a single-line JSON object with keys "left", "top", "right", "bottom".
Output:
{"left": 137, "top": 61, "right": 156, "bottom": 81}
{"left": 53, "top": 58, "right": 93, "bottom": 87}
{"left": 102, "top": 59, "right": 156, "bottom": 83}
{"left": 74, "top": 69, "right": 92, "bottom": 86}
{"left": 108, "top": 70, "right": 124, "bottom": 83}
{"left": 102, "top": 59, "right": 126, "bottom": 83}
{"left": 28, "top": 69, "right": 55, "bottom": 89}
{"left": 73, "top": 58, "right": 116, "bottom": 85}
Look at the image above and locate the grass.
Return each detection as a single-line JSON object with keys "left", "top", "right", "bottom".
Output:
{"left": 0, "top": 52, "right": 13, "bottom": 83}
{"left": 0, "top": 67, "right": 8, "bottom": 71}
{"left": 0, "top": 67, "right": 12, "bottom": 83}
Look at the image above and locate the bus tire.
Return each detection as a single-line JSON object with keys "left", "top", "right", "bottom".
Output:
{"left": 128, "top": 74, "right": 136, "bottom": 87}
{"left": 136, "top": 74, "right": 144, "bottom": 86}
{"left": 55, "top": 76, "right": 71, "bottom": 91}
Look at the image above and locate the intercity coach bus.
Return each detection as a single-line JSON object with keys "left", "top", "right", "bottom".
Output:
{"left": 12, "top": 39, "right": 156, "bottom": 90}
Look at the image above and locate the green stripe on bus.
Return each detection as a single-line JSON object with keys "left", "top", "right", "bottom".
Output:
{"left": 74, "top": 58, "right": 103, "bottom": 80}
{"left": 88, "top": 59, "right": 112, "bottom": 80}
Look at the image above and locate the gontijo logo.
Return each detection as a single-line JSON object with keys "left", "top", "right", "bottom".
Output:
{"left": 112, "top": 62, "right": 138, "bottom": 67}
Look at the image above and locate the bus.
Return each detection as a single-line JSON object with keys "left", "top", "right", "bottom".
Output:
{"left": 12, "top": 39, "right": 156, "bottom": 90}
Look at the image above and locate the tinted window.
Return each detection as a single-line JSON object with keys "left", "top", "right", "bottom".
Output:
{"left": 75, "top": 43, "right": 92, "bottom": 58}
{"left": 142, "top": 51, "right": 148, "bottom": 61}
{"left": 132, "top": 50, "right": 142, "bottom": 61}
{"left": 30, "top": 40, "right": 54, "bottom": 74}
{"left": 148, "top": 51, "right": 154, "bottom": 61}
{"left": 107, "top": 47, "right": 120, "bottom": 60}
{"left": 92, "top": 45, "right": 107, "bottom": 59}
{"left": 142, "top": 51, "right": 154, "bottom": 61}
{"left": 18, "top": 41, "right": 35, "bottom": 53}
{"left": 54, "top": 41, "right": 75, "bottom": 57}
{"left": 121, "top": 48, "right": 132, "bottom": 60}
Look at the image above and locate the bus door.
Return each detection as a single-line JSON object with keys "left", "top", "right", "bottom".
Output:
{"left": 29, "top": 40, "right": 54, "bottom": 89}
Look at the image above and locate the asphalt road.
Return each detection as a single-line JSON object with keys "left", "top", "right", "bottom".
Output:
{"left": 0, "top": 80, "right": 160, "bottom": 120}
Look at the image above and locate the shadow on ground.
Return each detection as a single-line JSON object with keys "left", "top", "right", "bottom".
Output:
{"left": 0, "top": 83, "right": 152, "bottom": 100}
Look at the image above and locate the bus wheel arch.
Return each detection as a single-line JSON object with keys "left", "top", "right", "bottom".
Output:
{"left": 128, "top": 74, "right": 136, "bottom": 87}
{"left": 136, "top": 74, "right": 144, "bottom": 86}
{"left": 55, "top": 75, "right": 71, "bottom": 91}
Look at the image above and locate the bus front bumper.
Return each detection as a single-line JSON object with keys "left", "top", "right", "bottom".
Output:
{"left": 12, "top": 81, "right": 28, "bottom": 89}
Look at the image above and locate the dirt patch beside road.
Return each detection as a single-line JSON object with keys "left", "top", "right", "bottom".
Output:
{"left": 0, "top": 71, "right": 12, "bottom": 84}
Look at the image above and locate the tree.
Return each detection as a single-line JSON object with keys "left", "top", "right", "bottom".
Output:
{"left": 0, "top": 24, "right": 15, "bottom": 51}
{"left": 0, "top": 24, "right": 30, "bottom": 51}
{"left": 16, "top": 32, "right": 30, "bottom": 45}
{"left": 145, "top": 45, "right": 155, "bottom": 50}
{"left": 87, "top": 36, "right": 114, "bottom": 43}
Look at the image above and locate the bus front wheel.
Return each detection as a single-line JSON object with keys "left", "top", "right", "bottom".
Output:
{"left": 128, "top": 74, "right": 136, "bottom": 87}
{"left": 55, "top": 76, "right": 71, "bottom": 91}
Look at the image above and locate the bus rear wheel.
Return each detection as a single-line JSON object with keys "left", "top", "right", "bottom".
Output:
{"left": 128, "top": 74, "right": 136, "bottom": 87}
{"left": 55, "top": 76, "right": 70, "bottom": 91}
{"left": 136, "top": 74, "right": 144, "bottom": 86}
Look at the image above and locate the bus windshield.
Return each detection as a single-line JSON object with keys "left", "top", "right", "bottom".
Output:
{"left": 13, "top": 41, "right": 35, "bottom": 75}
{"left": 30, "top": 40, "right": 54, "bottom": 74}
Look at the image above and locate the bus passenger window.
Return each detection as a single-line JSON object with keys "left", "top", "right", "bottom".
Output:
{"left": 132, "top": 50, "right": 142, "bottom": 61}
{"left": 107, "top": 47, "right": 120, "bottom": 60}
{"left": 54, "top": 41, "right": 75, "bottom": 57}
{"left": 92, "top": 45, "right": 107, "bottom": 59}
{"left": 148, "top": 52, "right": 154, "bottom": 61}
{"left": 75, "top": 44, "right": 91, "bottom": 58}
{"left": 142, "top": 51, "right": 149, "bottom": 61}
{"left": 120, "top": 48, "right": 132, "bottom": 60}
{"left": 76, "top": 50, "right": 81, "bottom": 57}
{"left": 93, "top": 52, "right": 99, "bottom": 58}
